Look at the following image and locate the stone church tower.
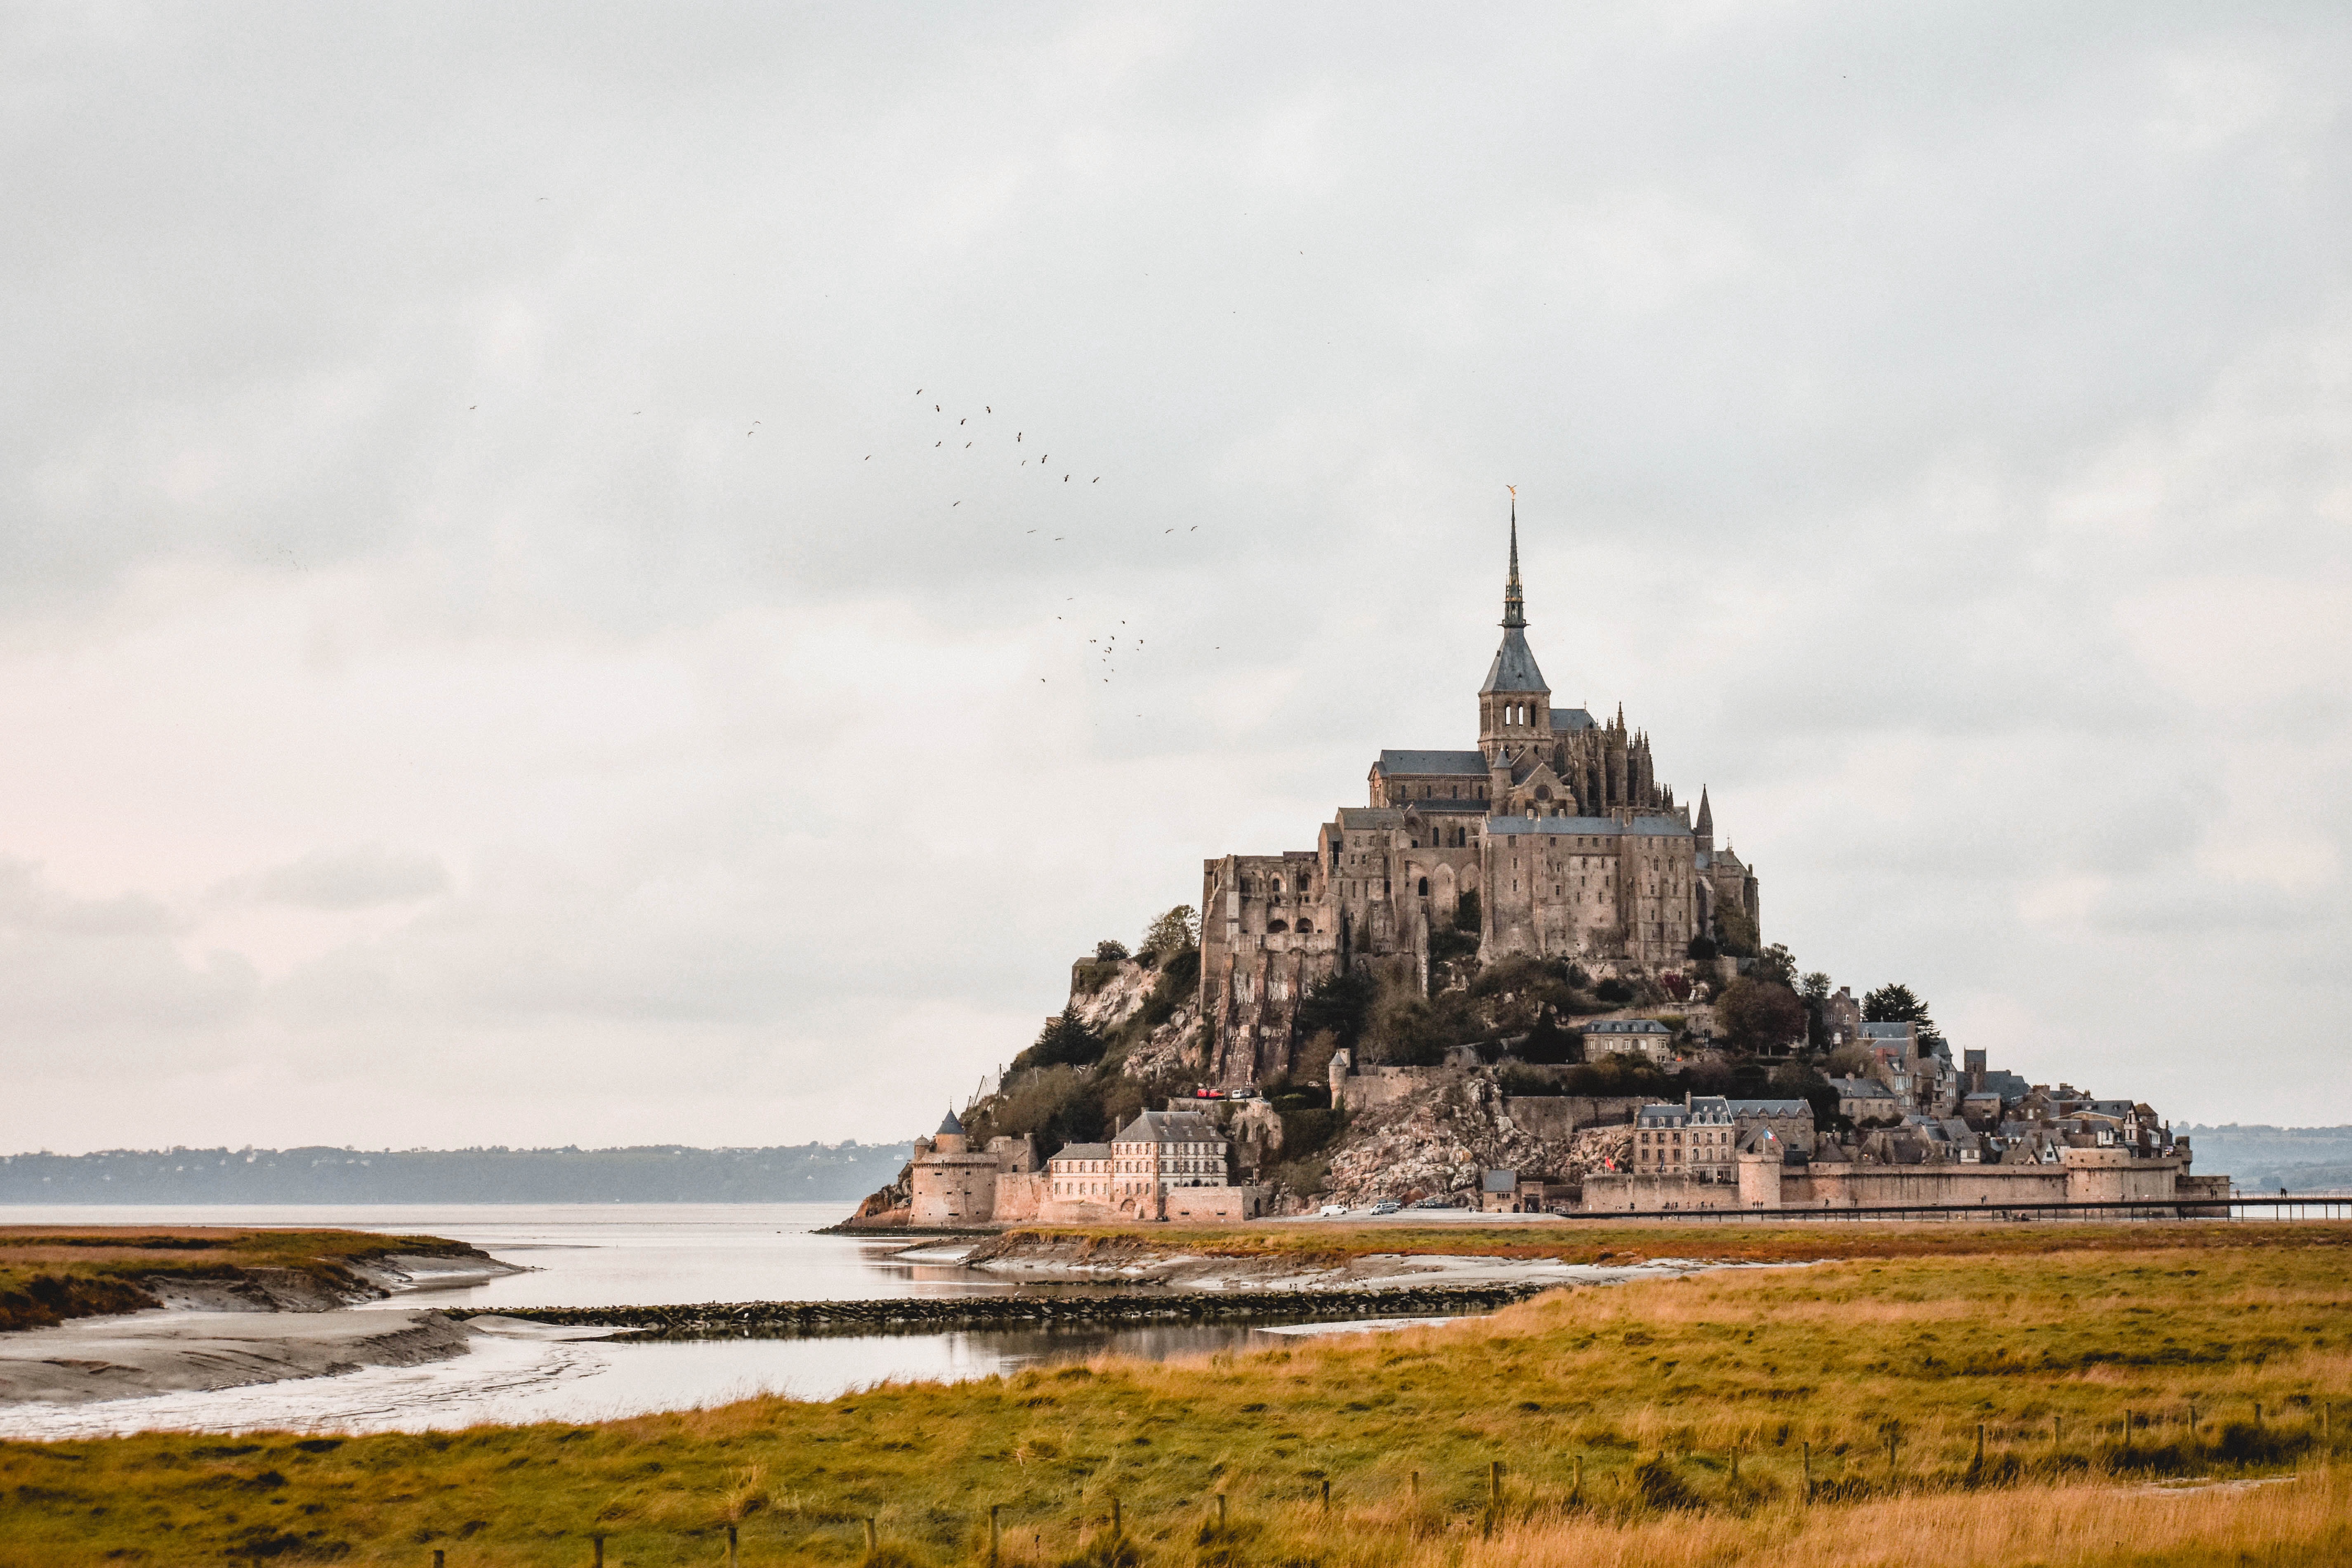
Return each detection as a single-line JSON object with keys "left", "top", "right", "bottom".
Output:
{"left": 1197, "top": 505, "right": 1764, "bottom": 1088}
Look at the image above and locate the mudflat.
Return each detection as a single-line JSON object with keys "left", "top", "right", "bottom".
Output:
{"left": 0, "top": 1307, "right": 475, "bottom": 1405}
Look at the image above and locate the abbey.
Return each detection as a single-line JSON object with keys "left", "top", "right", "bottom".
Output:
{"left": 1200, "top": 509, "right": 1763, "bottom": 1088}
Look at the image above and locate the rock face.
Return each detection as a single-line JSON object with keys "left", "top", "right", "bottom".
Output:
{"left": 1319, "top": 1071, "right": 1632, "bottom": 1208}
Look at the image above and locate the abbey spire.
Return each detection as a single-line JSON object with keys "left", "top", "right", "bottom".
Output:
{"left": 1478, "top": 495, "right": 1550, "bottom": 758}
{"left": 1502, "top": 494, "right": 1526, "bottom": 630}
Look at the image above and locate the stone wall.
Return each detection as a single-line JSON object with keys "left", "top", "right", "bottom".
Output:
{"left": 1585, "top": 1149, "right": 2196, "bottom": 1213}
{"left": 1498, "top": 1095, "right": 1649, "bottom": 1138}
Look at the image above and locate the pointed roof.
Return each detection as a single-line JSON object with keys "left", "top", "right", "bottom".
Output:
{"left": 1503, "top": 495, "right": 1526, "bottom": 630}
{"left": 1695, "top": 787, "right": 1713, "bottom": 837}
{"left": 1479, "top": 498, "right": 1550, "bottom": 696}
{"left": 937, "top": 1108, "right": 965, "bottom": 1137}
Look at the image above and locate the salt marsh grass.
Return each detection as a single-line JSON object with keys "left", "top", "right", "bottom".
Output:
{"left": 3, "top": 1222, "right": 2346, "bottom": 1566}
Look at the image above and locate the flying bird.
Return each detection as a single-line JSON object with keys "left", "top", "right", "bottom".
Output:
{"left": 1092, "top": 477, "right": 1099, "bottom": 483}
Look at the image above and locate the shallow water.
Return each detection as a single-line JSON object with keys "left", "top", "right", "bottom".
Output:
{"left": 0, "top": 1202, "right": 1456, "bottom": 1435}
{"left": 1, "top": 1201, "right": 999, "bottom": 1307}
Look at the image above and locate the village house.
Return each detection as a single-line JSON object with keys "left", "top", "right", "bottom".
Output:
{"left": 1583, "top": 1017, "right": 1675, "bottom": 1063}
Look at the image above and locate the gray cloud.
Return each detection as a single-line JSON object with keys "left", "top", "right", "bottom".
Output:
{"left": 2, "top": 2, "right": 2348, "bottom": 1151}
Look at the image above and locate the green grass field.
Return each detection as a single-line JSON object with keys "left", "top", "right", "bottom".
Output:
{"left": 4, "top": 1221, "right": 2348, "bottom": 1566}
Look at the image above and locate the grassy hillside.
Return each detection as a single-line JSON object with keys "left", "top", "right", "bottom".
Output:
{"left": 4, "top": 1222, "right": 2348, "bottom": 1566}
{"left": 0, "top": 1226, "right": 484, "bottom": 1331}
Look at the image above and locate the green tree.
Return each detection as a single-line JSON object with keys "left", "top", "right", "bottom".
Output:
{"left": 1864, "top": 983, "right": 1946, "bottom": 1051}
{"left": 1094, "top": 938, "right": 1131, "bottom": 962}
{"left": 1140, "top": 905, "right": 1198, "bottom": 958}
{"left": 1715, "top": 904, "right": 1758, "bottom": 958}
{"left": 1018, "top": 1007, "right": 1106, "bottom": 1070}
{"left": 1293, "top": 971, "right": 1375, "bottom": 1053}
{"left": 1754, "top": 943, "right": 1799, "bottom": 988}
{"left": 1715, "top": 978, "right": 1806, "bottom": 1054}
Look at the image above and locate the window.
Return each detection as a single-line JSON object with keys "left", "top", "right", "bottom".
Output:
{"left": 1418, "top": 877, "right": 1429, "bottom": 896}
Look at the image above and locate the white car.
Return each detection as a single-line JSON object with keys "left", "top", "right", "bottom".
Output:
{"left": 1318, "top": 1203, "right": 1349, "bottom": 1216}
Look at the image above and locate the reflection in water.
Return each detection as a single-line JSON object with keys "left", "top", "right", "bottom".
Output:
{"left": 0, "top": 1202, "right": 1032, "bottom": 1309}
{"left": 0, "top": 1202, "right": 1472, "bottom": 1439}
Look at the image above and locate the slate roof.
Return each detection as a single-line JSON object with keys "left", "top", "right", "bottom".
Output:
{"left": 1584, "top": 1019, "right": 1671, "bottom": 1035}
{"left": 1049, "top": 1143, "right": 1110, "bottom": 1164}
{"left": 1336, "top": 808, "right": 1406, "bottom": 830}
{"left": 1406, "top": 798, "right": 1490, "bottom": 814}
{"left": 1726, "top": 1099, "right": 1812, "bottom": 1117}
{"left": 1374, "top": 749, "right": 1490, "bottom": 776}
{"left": 1487, "top": 815, "right": 1621, "bottom": 837}
{"left": 1859, "top": 1022, "right": 1916, "bottom": 1040}
{"left": 937, "top": 1108, "right": 965, "bottom": 1136}
{"left": 1482, "top": 1169, "right": 1518, "bottom": 1193}
{"left": 1113, "top": 1110, "right": 1223, "bottom": 1144}
{"left": 1479, "top": 627, "right": 1550, "bottom": 696}
{"left": 1828, "top": 1076, "right": 1897, "bottom": 1099}
{"left": 1553, "top": 707, "right": 1596, "bottom": 731}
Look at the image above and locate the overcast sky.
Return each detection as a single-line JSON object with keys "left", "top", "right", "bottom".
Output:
{"left": 3, "top": 2, "right": 2347, "bottom": 1154}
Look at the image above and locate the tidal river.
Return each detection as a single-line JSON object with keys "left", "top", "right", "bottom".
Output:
{"left": 0, "top": 1203, "right": 1427, "bottom": 1438}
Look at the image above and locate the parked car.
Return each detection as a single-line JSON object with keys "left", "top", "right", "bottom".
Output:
{"left": 1367, "top": 1200, "right": 1401, "bottom": 1215}
{"left": 1318, "top": 1203, "right": 1349, "bottom": 1217}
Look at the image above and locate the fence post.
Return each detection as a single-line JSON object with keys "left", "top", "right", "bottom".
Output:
{"left": 1975, "top": 1423, "right": 1985, "bottom": 1471}
{"left": 1572, "top": 1455, "right": 1582, "bottom": 1504}
{"left": 593, "top": 1536, "right": 605, "bottom": 1568}
{"left": 434, "top": 1554, "right": 444, "bottom": 1568}
{"left": 1409, "top": 1470, "right": 1419, "bottom": 1499}
{"left": 1321, "top": 1478, "right": 1330, "bottom": 1512}
{"left": 1887, "top": 1429, "right": 1897, "bottom": 1483}
{"left": 1802, "top": 1442, "right": 1812, "bottom": 1503}
{"left": 1111, "top": 1497, "right": 1122, "bottom": 1541}
{"left": 1217, "top": 1493, "right": 1227, "bottom": 1529}
{"left": 864, "top": 1518, "right": 876, "bottom": 1554}
{"left": 2189, "top": 1402, "right": 2198, "bottom": 1440}
{"left": 727, "top": 1524, "right": 738, "bottom": 1568}
{"left": 1490, "top": 1460, "right": 1503, "bottom": 1511}
{"left": 989, "top": 1504, "right": 1000, "bottom": 1566}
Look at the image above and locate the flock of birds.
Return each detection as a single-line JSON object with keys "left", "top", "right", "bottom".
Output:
{"left": 870, "top": 386, "right": 1208, "bottom": 710}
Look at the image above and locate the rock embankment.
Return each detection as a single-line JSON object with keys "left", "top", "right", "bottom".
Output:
{"left": 448, "top": 1284, "right": 1546, "bottom": 1340}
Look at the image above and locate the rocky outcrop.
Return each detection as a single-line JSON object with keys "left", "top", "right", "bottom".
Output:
{"left": 1318, "top": 1071, "right": 1634, "bottom": 1207}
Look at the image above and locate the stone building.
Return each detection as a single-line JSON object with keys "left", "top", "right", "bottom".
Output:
{"left": 1201, "top": 507, "right": 1765, "bottom": 1087}
{"left": 907, "top": 1110, "right": 1037, "bottom": 1226}
{"left": 1632, "top": 1095, "right": 1736, "bottom": 1183}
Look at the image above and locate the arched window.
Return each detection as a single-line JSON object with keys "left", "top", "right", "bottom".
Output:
{"left": 1295, "top": 919, "right": 1313, "bottom": 935}
{"left": 1271, "top": 875, "right": 1283, "bottom": 894}
{"left": 1418, "top": 877, "right": 1430, "bottom": 896}
{"left": 1266, "top": 919, "right": 1288, "bottom": 933}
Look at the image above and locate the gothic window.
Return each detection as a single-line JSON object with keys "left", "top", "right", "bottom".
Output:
{"left": 1418, "top": 877, "right": 1430, "bottom": 896}
{"left": 1296, "top": 919, "right": 1313, "bottom": 934}
{"left": 1271, "top": 876, "right": 1283, "bottom": 894}
{"left": 1267, "top": 919, "right": 1287, "bottom": 933}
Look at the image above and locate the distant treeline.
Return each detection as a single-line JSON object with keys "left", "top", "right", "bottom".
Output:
{"left": 2181, "top": 1125, "right": 2352, "bottom": 1194}
{"left": 0, "top": 1143, "right": 915, "bottom": 1205}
